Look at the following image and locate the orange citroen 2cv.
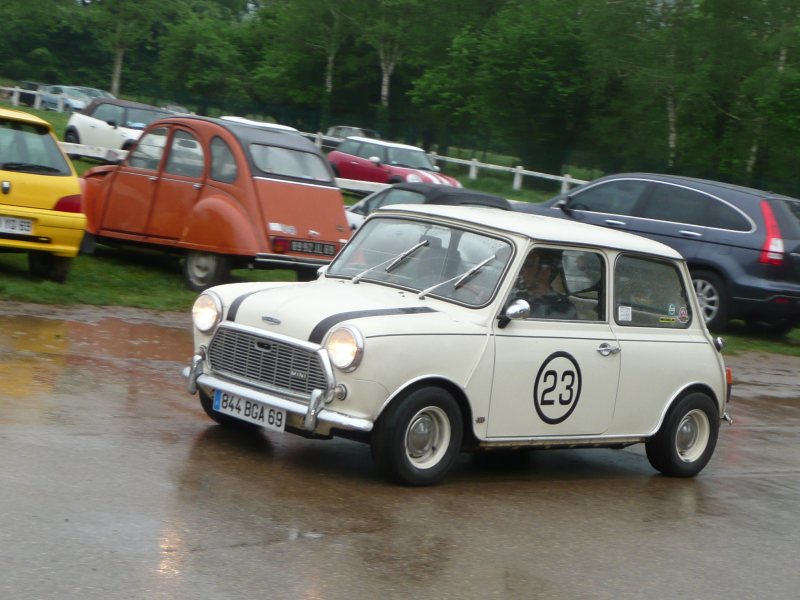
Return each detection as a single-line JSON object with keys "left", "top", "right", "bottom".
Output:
{"left": 81, "top": 115, "right": 350, "bottom": 290}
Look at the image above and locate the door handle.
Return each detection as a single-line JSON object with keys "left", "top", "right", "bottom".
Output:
{"left": 193, "top": 183, "right": 203, "bottom": 190}
{"left": 148, "top": 176, "right": 158, "bottom": 182}
{"left": 679, "top": 230, "right": 702, "bottom": 237}
{"left": 605, "top": 219, "right": 626, "bottom": 227}
{"left": 597, "top": 343, "right": 621, "bottom": 357}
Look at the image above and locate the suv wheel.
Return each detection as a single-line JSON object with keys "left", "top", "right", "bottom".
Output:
{"left": 692, "top": 270, "right": 728, "bottom": 332}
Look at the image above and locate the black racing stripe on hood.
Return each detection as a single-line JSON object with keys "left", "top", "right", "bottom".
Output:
{"left": 309, "top": 307, "right": 437, "bottom": 344}
{"left": 226, "top": 290, "right": 265, "bottom": 322}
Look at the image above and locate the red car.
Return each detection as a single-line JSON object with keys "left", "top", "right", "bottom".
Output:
{"left": 328, "top": 137, "right": 461, "bottom": 187}
{"left": 81, "top": 115, "right": 351, "bottom": 290}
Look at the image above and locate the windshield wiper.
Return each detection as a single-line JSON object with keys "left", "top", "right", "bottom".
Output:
{"left": 1, "top": 162, "right": 61, "bottom": 173}
{"left": 352, "top": 239, "right": 429, "bottom": 283}
{"left": 418, "top": 254, "right": 496, "bottom": 299}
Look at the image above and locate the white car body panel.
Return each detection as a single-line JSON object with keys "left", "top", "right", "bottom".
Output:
{"left": 185, "top": 204, "right": 729, "bottom": 478}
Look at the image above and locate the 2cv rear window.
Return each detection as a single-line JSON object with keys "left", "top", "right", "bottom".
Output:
{"left": 249, "top": 144, "right": 332, "bottom": 182}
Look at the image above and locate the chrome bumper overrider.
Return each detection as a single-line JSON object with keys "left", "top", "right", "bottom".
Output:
{"left": 182, "top": 352, "right": 373, "bottom": 434}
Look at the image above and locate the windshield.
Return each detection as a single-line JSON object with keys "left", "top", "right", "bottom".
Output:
{"left": 386, "top": 147, "right": 434, "bottom": 170}
{"left": 0, "top": 119, "right": 71, "bottom": 175}
{"left": 327, "top": 217, "right": 513, "bottom": 306}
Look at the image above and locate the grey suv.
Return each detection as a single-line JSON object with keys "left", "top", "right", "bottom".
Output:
{"left": 515, "top": 173, "right": 800, "bottom": 335}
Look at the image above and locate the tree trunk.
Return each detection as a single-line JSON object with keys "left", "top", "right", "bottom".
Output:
{"left": 111, "top": 46, "right": 125, "bottom": 97}
{"left": 666, "top": 88, "right": 677, "bottom": 169}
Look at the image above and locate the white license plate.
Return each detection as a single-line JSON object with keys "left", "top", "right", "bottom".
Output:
{"left": 213, "top": 389, "right": 286, "bottom": 432}
{"left": 0, "top": 216, "right": 33, "bottom": 235}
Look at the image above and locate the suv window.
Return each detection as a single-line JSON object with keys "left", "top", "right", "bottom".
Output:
{"left": 164, "top": 130, "right": 204, "bottom": 178}
{"left": 128, "top": 127, "right": 167, "bottom": 170}
{"left": 569, "top": 180, "right": 648, "bottom": 215}
{"left": 614, "top": 255, "right": 691, "bottom": 328}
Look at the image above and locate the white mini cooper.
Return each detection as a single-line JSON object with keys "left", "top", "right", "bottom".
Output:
{"left": 184, "top": 204, "right": 731, "bottom": 485}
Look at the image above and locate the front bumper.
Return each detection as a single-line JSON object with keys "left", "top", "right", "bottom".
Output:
{"left": 182, "top": 351, "right": 373, "bottom": 434}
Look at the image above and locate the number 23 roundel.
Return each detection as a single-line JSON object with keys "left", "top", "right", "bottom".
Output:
{"left": 533, "top": 351, "right": 582, "bottom": 424}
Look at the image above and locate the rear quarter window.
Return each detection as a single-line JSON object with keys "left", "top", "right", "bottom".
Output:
{"left": 249, "top": 144, "right": 332, "bottom": 182}
{"left": 614, "top": 255, "right": 692, "bottom": 328}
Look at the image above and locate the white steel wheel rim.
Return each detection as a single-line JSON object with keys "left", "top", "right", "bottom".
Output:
{"left": 187, "top": 253, "right": 216, "bottom": 282}
{"left": 675, "top": 409, "right": 710, "bottom": 463}
{"left": 694, "top": 279, "right": 719, "bottom": 323}
{"left": 404, "top": 406, "right": 451, "bottom": 470}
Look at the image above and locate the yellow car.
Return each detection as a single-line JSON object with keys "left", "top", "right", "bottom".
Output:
{"left": 0, "top": 107, "right": 86, "bottom": 282}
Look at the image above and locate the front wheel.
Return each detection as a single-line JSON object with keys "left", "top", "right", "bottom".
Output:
{"left": 645, "top": 392, "right": 719, "bottom": 477}
{"left": 691, "top": 270, "right": 729, "bottom": 332}
{"left": 183, "top": 252, "right": 230, "bottom": 292}
{"left": 28, "top": 252, "right": 72, "bottom": 283}
{"left": 371, "top": 387, "right": 463, "bottom": 486}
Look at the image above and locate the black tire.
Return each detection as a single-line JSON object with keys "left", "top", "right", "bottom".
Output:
{"left": 28, "top": 252, "right": 72, "bottom": 283}
{"left": 371, "top": 386, "right": 463, "bottom": 486}
{"left": 79, "top": 232, "right": 96, "bottom": 255}
{"left": 691, "top": 270, "right": 729, "bottom": 332}
{"left": 182, "top": 252, "right": 230, "bottom": 292}
{"left": 198, "top": 389, "right": 261, "bottom": 431}
{"left": 64, "top": 128, "right": 80, "bottom": 144}
{"left": 645, "top": 392, "right": 719, "bottom": 477}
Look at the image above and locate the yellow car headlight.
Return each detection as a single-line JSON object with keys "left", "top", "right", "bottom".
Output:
{"left": 192, "top": 292, "right": 222, "bottom": 333}
{"left": 325, "top": 325, "right": 364, "bottom": 372}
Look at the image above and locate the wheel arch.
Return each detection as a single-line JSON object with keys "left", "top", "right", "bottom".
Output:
{"left": 375, "top": 376, "right": 477, "bottom": 451}
{"left": 651, "top": 383, "right": 721, "bottom": 437}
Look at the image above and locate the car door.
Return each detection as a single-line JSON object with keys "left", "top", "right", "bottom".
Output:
{"left": 561, "top": 178, "right": 651, "bottom": 231}
{"left": 346, "top": 141, "right": 388, "bottom": 182}
{"left": 145, "top": 127, "right": 206, "bottom": 239}
{"left": 83, "top": 103, "right": 126, "bottom": 149}
{"left": 608, "top": 253, "right": 717, "bottom": 435}
{"left": 99, "top": 126, "right": 168, "bottom": 235}
{"left": 487, "top": 246, "right": 621, "bottom": 438}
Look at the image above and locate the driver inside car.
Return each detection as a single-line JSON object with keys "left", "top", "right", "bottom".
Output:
{"left": 512, "top": 248, "right": 577, "bottom": 320}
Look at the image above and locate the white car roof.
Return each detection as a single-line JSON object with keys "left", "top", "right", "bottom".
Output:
{"left": 220, "top": 116, "right": 299, "bottom": 133}
{"left": 377, "top": 204, "right": 684, "bottom": 259}
{"left": 345, "top": 136, "right": 423, "bottom": 151}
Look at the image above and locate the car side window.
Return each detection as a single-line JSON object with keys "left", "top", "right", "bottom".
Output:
{"left": 360, "top": 142, "right": 385, "bottom": 162}
{"left": 93, "top": 103, "right": 123, "bottom": 124}
{"left": 210, "top": 137, "right": 237, "bottom": 183}
{"left": 642, "top": 184, "right": 710, "bottom": 226}
{"left": 337, "top": 140, "right": 360, "bottom": 155}
{"left": 128, "top": 127, "right": 168, "bottom": 171}
{"left": 614, "top": 255, "right": 692, "bottom": 328}
{"left": 510, "top": 248, "right": 605, "bottom": 321}
{"left": 164, "top": 130, "right": 205, "bottom": 178}
{"left": 568, "top": 180, "right": 648, "bottom": 215}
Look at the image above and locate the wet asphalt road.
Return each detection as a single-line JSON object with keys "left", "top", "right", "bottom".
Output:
{"left": 0, "top": 302, "right": 798, "bottom": 600}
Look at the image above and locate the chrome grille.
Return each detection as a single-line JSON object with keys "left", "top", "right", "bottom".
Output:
{"left": 207, "top": 325, "right": 328, "bottom": 397}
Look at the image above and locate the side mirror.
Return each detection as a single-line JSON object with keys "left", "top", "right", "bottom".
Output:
{"left": 498, "top": 299, "right": 530, "bottom": 328}
{"left": 368, "top": 156, "right": 382, "bottom": 166}
{"left": 556, "top": 197, "right": 573, "bottom": 214}
{"left": 106, "top": 120, "right": 118, "bottom": 128}
{"left": 433, "top": 165, "right": 441, "bottom": 172}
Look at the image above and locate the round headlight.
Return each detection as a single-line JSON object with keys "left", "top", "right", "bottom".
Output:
{"left": 192, "top": 292, "right": 222, "bottom": 333}
{"left": 405, "top": 173, "right": 423, "bottom": 183}
{"left": 325, "top": 326, "right": 364, "bottom": 372}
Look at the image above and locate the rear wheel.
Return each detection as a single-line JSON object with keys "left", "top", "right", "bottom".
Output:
{"left": 371, "top": 387, "right": 463, "bottom": 486}
{"left": 183, "top": 252, "right": 230, "bottom": 292}
{"left": 199, "top": 389, "right": 261, "bottom": 431}
{"left": 28, "top": 252, "right": 72, "bottom": 283}
{"left": 691, "top": 270, "right": 728, "bottom": 332}
{"left": 645, "top": 392, "right": 719, "bottom": 477}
